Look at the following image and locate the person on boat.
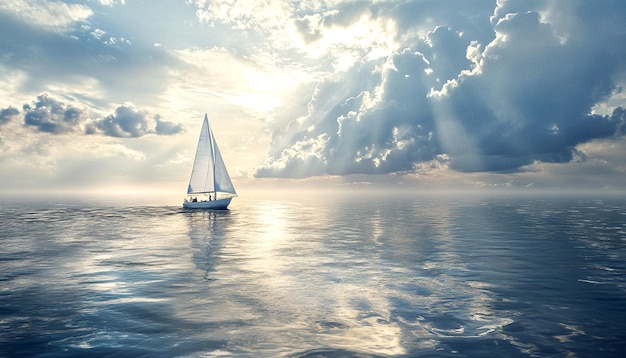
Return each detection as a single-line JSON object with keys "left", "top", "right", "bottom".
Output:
{"left": 209, "top": 194, "right": 212, "bottom": 201}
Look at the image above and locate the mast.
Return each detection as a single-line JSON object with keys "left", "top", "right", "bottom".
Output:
{"left": 207, "top": 114, "right": 217, "bottom": 195}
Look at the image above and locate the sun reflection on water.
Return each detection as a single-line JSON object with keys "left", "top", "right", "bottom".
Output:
{"left": 180, "top": 197, "right": 414, "bottom": 355}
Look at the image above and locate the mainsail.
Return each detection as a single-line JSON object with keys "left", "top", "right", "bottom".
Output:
{"left": 187, "top": 114, "right": 236, "bottom": 196}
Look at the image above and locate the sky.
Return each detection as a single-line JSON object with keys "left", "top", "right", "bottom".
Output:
{"left": 1, "top": 0, "right": 626, "bottom": 198}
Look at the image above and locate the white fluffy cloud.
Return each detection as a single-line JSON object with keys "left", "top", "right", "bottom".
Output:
{"left": 0, "top": 0, "right": 92, "bottom": 31}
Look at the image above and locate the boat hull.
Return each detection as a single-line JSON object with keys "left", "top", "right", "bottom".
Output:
{"left": 183, "top": 197, "right": 232, "bottom": 210}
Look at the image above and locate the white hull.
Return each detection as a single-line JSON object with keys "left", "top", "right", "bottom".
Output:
{"left": 183, "top": 197, "right": 232, "bottom": 210}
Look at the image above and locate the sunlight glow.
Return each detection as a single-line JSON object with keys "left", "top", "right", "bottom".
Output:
{"left": 169, "top": 48, "right": 309, "bottom": 119}
{"left": 300, "top": 14, "right": 397, "bottom": 64}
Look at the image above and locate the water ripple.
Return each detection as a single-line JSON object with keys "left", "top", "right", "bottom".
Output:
{"left": 1, "top": 194, "right": 625, "bottom": 356}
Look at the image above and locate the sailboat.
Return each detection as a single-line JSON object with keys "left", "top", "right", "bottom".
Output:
{"left": 183, "top": 114, "right": 237, "bottom": 209}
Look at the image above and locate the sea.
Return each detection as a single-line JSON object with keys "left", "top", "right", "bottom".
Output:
{"left": 1, "top": 190, "right": 625, "bottom": 357}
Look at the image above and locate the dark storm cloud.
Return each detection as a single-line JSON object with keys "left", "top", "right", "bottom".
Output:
{"left": 257, "top": 0, "right": 626, "bottom": 178}
{"left": 442, "top": 3, "right": 626, "bottom": 172}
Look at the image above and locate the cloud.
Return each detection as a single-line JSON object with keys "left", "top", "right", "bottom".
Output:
{"left": 87, "top": 105, "right": 149, "bottom": 138}
{"left": 439, "top": 1, "right": 626, "bottom": 172}
{"left": 1, "top": 93, "right": 183, "bottom": 138}
{"left": 0, "top": 1, "right": 178, "bottom": 107}
{"left": 96, "top": 0, "right": 125, "bottom": 7}
{"left": 0, "top": 0, "right": 93, "bottom": 32}
{"left": 155, "top": 115, "right": 184, "bottom": 136}
{"left": 256, "top": 47, "right": 439, "bottom": 178}
{"left": 0, "top": 106, "right": 19, "bottom": 126}
{"left": 86, "top": 105, "right": 183, "bottom": 138}
{"left": 255, "top": 25, "right": 465, "bottom": 177}
{"left": 192, "top": 0, "right": 291, "bottom": 41}
{"left": 22, "top": 93, "right": 83, "bottom": 134}
{"left": 256, "top": 0, "right": 626, "bottom": 178}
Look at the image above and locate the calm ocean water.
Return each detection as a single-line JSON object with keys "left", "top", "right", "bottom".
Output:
{"left": 1, "top": 191, "right": 625, "bottom": 357}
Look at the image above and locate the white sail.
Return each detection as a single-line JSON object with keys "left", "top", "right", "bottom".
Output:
{"left": 212, "top": 134, "right": 236, "bottom": 194}
{"left": 187, "top": 116, "right": 213, "bottom": 194}
{"left": 184, "top": 114, "right": 236, "bottom": 209}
